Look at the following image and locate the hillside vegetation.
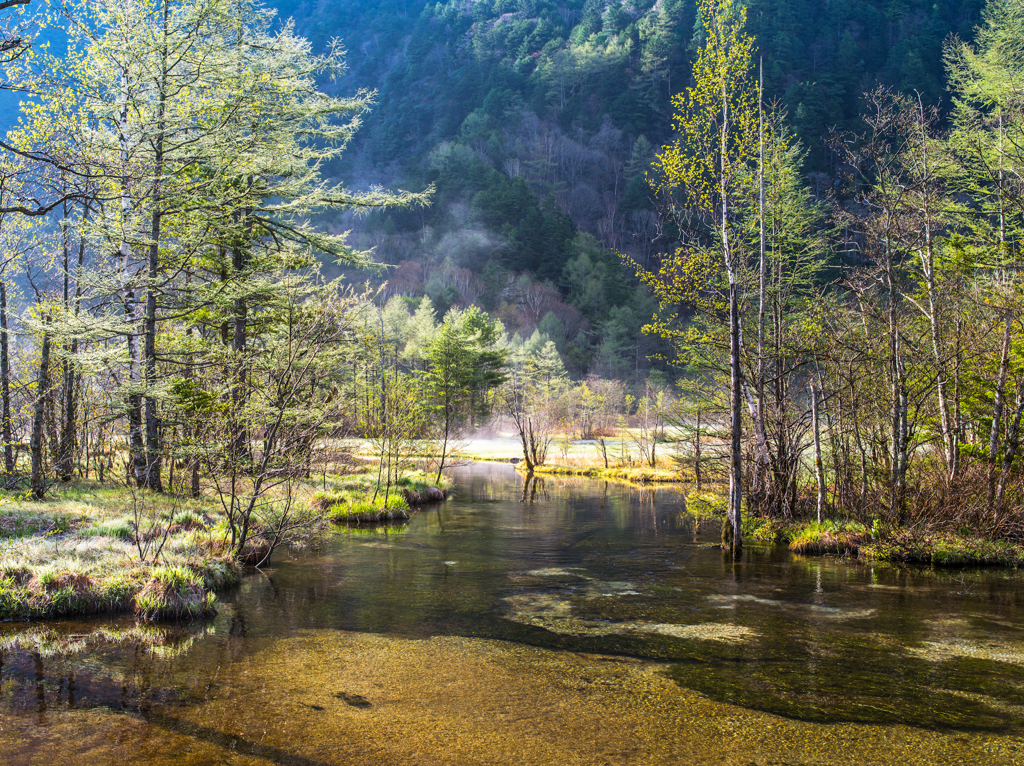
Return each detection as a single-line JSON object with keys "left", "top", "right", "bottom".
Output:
{"left": 286, "top": 0, "right": 986, "bottom": 378}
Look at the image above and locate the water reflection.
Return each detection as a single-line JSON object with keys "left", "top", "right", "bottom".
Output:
{"left": 0, "top": 463, "right": 1022, "bottom": 764}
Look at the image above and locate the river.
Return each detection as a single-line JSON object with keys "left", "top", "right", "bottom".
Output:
{"left": 0, "top": 463, "right": 1022, "bottom": 764}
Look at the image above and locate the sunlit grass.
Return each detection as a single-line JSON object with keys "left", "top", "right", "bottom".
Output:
{"left": 0, "top": 458, "right": 453, "bottom": 620}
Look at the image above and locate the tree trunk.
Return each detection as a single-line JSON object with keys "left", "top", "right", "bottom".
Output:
{"left": 1, "top": 280, "right": 13, "bottom": 475}
{"left": 811, "top": 379, "right": 825, "bottom": 523}
{"left": 995, "top": 388, "right": 1024, "bottom": 512}
{"left": 988, "top": 310, "right": 1012, "bottom": 509}
{"left": 693, "top": 409, "right": 702, "bottom": 491}
{"left": 728, "top": 280, "right": 743, "bottom": 558}
{"left": 753, "top": 57, "right": 769, "bottom": 511}
{"left": 142, "top": 1, "right": 171, "bottom": 492}
{"left": 230, "top": 243, "right": 250, "bottom": 461}
{"left": 31, "top": 319, "right": 52, "bottom": 500}
{"left": 721, "top": 78, "right": 742, "bottom": 559}
{"left": 57, "top": 210, "right": 88, "bottom": 482}
{"left": 144, "top": 202, "right": 163, "bottom": 491}
{"left": 118, "top": 69, "right": 146, "bottom": 488}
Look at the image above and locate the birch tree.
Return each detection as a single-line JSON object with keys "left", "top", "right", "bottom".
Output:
{"left": 640, "top": 0, "right": 757, "bottom": 558}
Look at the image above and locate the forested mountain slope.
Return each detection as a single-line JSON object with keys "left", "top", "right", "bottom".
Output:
{"left": 270, "top": 0, "right": 985, "bottom": 378}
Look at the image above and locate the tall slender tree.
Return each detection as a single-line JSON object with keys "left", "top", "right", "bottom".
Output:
{"left": 641, "top": 0, "right": 757, "bottom": 558}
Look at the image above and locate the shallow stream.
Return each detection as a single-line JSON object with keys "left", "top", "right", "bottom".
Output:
{"left": 1, "top": 463, "right": 1023, "bottom": 764}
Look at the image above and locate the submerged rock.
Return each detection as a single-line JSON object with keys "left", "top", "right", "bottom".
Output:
{"left": 334, "top": 692, "right": 372, "bottom": 709}
{"left": 636, "top": 622, "right": 756, "bottom": 643}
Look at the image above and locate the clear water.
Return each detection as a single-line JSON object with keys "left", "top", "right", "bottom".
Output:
{"left": 1, "top": 463, "right": 1023, "bottom": 765}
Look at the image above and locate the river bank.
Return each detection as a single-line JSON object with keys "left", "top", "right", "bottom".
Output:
{"left": 506, "top": 456, "right": 1024, "bottom": 570}
{"left": 520, "top": 462, "right": 680, "bottom": 484}
{"left": 745, "top": 514, "right": 1024, "bottom": 568}
{"left": 0, "top": 465, "right": 450, "bottom": 622}
{"left": 0, "top": 482, "right": 242, "bottom": 622}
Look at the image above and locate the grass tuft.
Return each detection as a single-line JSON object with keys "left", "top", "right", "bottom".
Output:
{"left": 323, "top": 493, "right": 411, "bottom": 525}
{"left": 788, "top": 520, "right": 871, "bottom": 556}
{"left": 134, "top": 565, "right": 217, "bottom": 622}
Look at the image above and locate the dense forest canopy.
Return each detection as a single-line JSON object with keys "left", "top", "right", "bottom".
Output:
{"left": 250, "top": 0, "right": 988, "bottom": 380}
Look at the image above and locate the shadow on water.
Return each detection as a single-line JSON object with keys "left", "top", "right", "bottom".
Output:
{"left": 1, "top": 462, "right": 1024, "bottom": 750}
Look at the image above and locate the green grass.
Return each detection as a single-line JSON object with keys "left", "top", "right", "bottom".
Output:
{"left": 134, "top": 565, "right": 218, "bottom": 621}
{"left": 317, "top": 469, "right": 452, "bottom": 495}
{"left": 739, "top": 513, "right": 1024, "bottom": 569}
{"left": 526, "top": 463, "right": 682, "bottom": 484}
{"left": 0, "top": 478, "right": 246, "bottom": 622}
{"left": 788, "top": 520, "right": 870, "bottom": 555}
{"left": 80, "top": 516, "right": 134, "bottom": 539}
{"left": 741, "top": 514, "right": 788, "bottom": 543}
{"left": 0, "top": 533, "right": 240, "bottom": 621}
{"left": 684, "top": 489, "right": 728, "bottom": 520}
{"left": 862, "top": 533, "right": 1024, "bottom": 568}
{"left": 320, "top": 493, "right": 412, "bottom": 524}
{"left": 312, "top": 468, "right": 450, "bottom": 525}
{"left": 0, "top": 509, "right": 78, "bottom": 539}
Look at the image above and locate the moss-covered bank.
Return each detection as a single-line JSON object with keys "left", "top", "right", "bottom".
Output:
{"left": 742, "top": 514, "right": 1024, "bottom": 568}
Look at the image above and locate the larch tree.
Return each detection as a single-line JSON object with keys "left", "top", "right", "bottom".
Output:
{"left": 26, "top": 0, "right": 427, "bottom": 494}
{"left": 640, "top": 0, "right": 758, "bottom": 558}
{"left": 946, "top": 0, "right": 1024, "bottom": 513}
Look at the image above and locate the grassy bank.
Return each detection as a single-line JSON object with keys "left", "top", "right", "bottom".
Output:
{"left": 740, "top": 512, "right": 1024, "bottom": 568}
{"left": 0, "top": 484, "right": 241, "bottom": 622}
{"left": 860, "top": 533, "right": 1024, "bottom": 568}
{"left": 0, "top": 464, "right": 451, "bottom": 623}
{"left": 523, "top": 463, "right": 682, "bottom": 484}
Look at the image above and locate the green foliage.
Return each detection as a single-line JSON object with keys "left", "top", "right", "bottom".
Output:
{"left": 286, "top": 0, "right": 981, "bottom": 380}
{"left": 862, "top": 534, "right": 1024, "bottom": 568}
{"left": 324, "top": 493, "right": 411, "bottom": 524}
{"left": 788, "top": 521, "right": 871, "bottom": 556}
